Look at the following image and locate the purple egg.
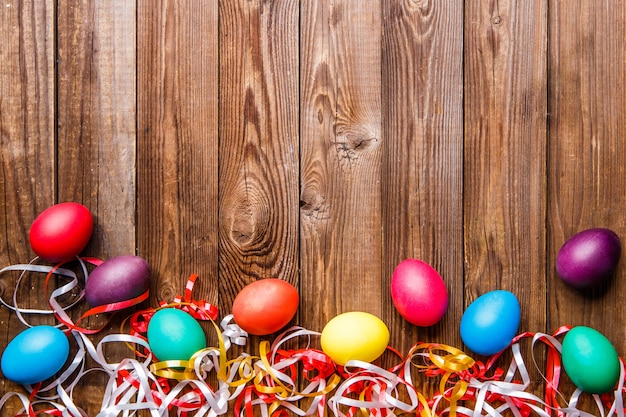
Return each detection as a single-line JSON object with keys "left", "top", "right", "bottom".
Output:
{"left": 556, "top": 228, "right": 621, "bottom": 289}
{"left": 85, "top": 255, "right": 151, "bottom": 307}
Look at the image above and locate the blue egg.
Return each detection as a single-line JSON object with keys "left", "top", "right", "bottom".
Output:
{"left": 1, "top": 325, "right": 70, "bottom": 385}
{"left": 460, "top": 290, "right": 520, "bottom": 356}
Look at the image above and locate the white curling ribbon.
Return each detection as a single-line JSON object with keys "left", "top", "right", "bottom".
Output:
{"left": 328, "top": 360, "right": 420, "bottom": 417}
{"left": 96, "top": 333, "right": 153, "bottom": 370}
{"left": 71, "top": 331, "right": 163, "bottom": 417}
{"left": 0, "top": 391, "right": 74, "bottom": 416}
{"left": 192, "top": 346, "right": 223, "bottom": 379}
{"left": 607, "top": 359, "right": 626, "bottom": 417}
{"left": 97, "top": 358, "right": 164, "bottom": 417}
{"left": 157, "top": 379, "right": 216, "bottom": 416}
{"left": 220, "top": 314, "right": 248, "bottom": 349}
{"left": 189, "top": 347, "right": 251, "bottom": 410}
{"left": 467, "top": 341, "right": 564, "bottom": 417}
{"left": 280, "top": 378, "right": 330, "bottom": 416}
{"left": 56, "top": 383, "right": 89, "bottom": 417}
{"left": 270, "top": 326, "right": 322, "bottom": 352}
{"left": 0, "top": 258, "right": 86, "bottom": 327}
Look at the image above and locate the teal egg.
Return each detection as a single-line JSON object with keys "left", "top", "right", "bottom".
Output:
{"left": 147, "top": 308, "right": 206, "bottom": 362}
{"left": 562, "top": 326, "right": 620, "bottom": 394}
{"left": 1, "top": 325, "right": 70, "bottom": 385}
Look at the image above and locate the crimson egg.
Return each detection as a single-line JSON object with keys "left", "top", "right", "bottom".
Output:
{"left": 85, "top": 255, "right": 151, "bottom": 307}
{"left": 29, "top": 202, "right": 93, "bottom": 263}
{"left": 232, "top": 278, "right": 299, "bottom": 335}
{"left": 390, "top": 258, "right": 448, "bottom": 327}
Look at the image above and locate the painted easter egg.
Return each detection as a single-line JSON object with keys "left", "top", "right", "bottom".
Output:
{"left": 1, "top": 325, "right": 70, "bottom": 385}
{"left": 147, "top": 308, "right": 206, "bottom": 362}
{"left": 562, "top": 326, "right": 620, "bottom": 394}
{"left": 232, "top": 278, "right": 299, "bottom": 335}
{"left": 556, "top": 228, "right": 621, "bottom": 288}
{"left": 29, "top": 202, "right": 93, "bottom": 263}
{"left": 460, "top": 290, "right": 520, "bottom": 356}
{"left": 85, "top": 255, "right": 151, "bottom": 307}
{"left": 320, "top": 311, "right": 389, "bottom": 366}
{"left": 390, "top": 258, "right": 448, "bottom": 326}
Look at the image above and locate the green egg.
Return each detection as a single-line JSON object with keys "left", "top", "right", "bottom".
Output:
{"left": 561, "top": 326, "right": 620, "bottom": 394}
{"left": 147, "top": 308, "right": 207, "bottom": 362}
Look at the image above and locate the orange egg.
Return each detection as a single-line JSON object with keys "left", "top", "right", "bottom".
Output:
{"left": 232, "top": 278, "right": 299, "bottom": 335}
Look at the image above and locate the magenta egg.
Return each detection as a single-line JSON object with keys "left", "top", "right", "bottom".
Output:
{"left": 556, "top": 228, "right": 621, "bottom": 288}
{"left": 85, "top": 255, "right": 151, "bottom": 307}
{"left": 390, "top": 258, "right": 448, "bottom": 326}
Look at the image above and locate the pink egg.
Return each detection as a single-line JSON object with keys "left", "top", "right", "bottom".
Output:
{"left": 85, "top": 255, "right": 151, "bottom": 307}
{"left": 390, "top": 258, "right": 448, "bottom": 326}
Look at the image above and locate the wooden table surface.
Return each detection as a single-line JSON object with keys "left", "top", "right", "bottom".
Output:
{"left": 1, "top": 1, "right": 625, "bottom": 416}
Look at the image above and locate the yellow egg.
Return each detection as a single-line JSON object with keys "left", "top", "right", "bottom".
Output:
{"left": 320, "top": 311, "right": 390, "bottom": 366}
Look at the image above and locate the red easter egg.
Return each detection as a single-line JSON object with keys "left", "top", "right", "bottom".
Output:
{"left": 29, "top": 202, "right": 93, "bottom": 263}
{"left": 232, "top": 278, "right": 299, "bottom": 335}
{"left": 390, "top": 258, "right": 448, "bottom": 326}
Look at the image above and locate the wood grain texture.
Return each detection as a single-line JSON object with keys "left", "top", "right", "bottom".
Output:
{"left": 56, "top": 1, "right": 136, "bottom": 413}
{"left": 137, "top": 0, "right": 220, "bottom": 309}
{"left": 547, "top": 1, "right": 626, "bottom": 405}
{"left": 57, "top": 1, "right": 137, "bottom": 258}
{"left": 464, "top": 0, "right": 549, "bottom": 397}
{"left": 218, "top": 0, "right": 299, "bottom": 308}
{"left": 0, "top": 0, "right": 54, "bottom": 410}
{"left": 380, "top": 0, "right": 464, "bottom": 366}
{"left": 300, "top": 0, "right": 383, "bottom": 333}
{"left": 464, "top": 0, "right": 548, "bottom": 332}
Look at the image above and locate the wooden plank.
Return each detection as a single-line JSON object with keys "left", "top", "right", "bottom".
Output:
{"left": 56, "top": 1, "right": 136, "bottom": 413}
{"left": 464, "top": 0, "right": 548, "bottom": 377}
{"left": 547, "top": 0, "right": 626, "bottom": 406}
{"left": 299, "top": 0, "right": 382, "bottom": 330}
{"left": 380, "top": 0, "right": 464, "bottom": 370}
{"left": 137, "top": 0, "right": 220, "bottom": 314}
{"left": 218, "top": 1, "right": 299, "bottom": 316}
{"left": 57, "top": 1, "right": 136, "bottom": 258}
{"left": 0, "top": 0, "right": 55, "bottom": 410}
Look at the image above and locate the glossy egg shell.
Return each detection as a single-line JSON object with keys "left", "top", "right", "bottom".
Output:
{"left": 460, "top": 290, "right": 520, "bottom": 356}
{"left": 85, "top": 255, "right": 151, "bottom": 307}
{"left": 147, "top": 308, "right": 206, "bottom": 362}
{"left": 562, "top": 326, "right": 620, "bottom": 394}
{"left": 29, "top": 202, "right": 93, "bottom": 263}
{"left": 232, "top": 278, "right": 299, "bottom": 335}
{"left": 390, "top": 258, "right": 448, "bottom": 326}
{"left": 556, "top": 228, "right": 621, "bottom": 288}
{"left": 320, "top": 311, "right": 389, "bottom": 366}
{"left": 1, "top": 325, "right": 70, "bottom": 385}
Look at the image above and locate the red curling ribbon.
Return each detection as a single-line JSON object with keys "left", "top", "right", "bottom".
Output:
{"left": 170, "top": 273, "right": 219, "bottom": 321}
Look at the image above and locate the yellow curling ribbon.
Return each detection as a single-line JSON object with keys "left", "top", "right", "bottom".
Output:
{"left": 416, "top": 392, "right": 436, "bottom": 417}
{"left": 255, "top": 340, "right": 342, "bottom": 415}
{"left": 258, "top": 341, "right": 341, "bottom": 398}
{"left": 208, "top": 318, "right": 257, "bottom": 387}
{"left": 408, "top": 343, "right": 475, "bottom": 417}
{"left": 150, "top": 359, "right": 196, "bottom": 380}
